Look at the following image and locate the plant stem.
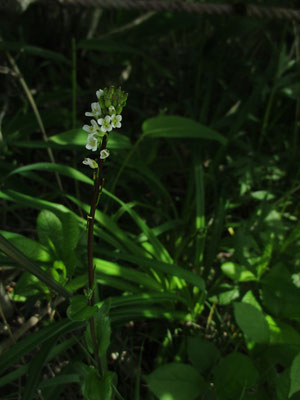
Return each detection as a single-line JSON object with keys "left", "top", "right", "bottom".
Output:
{"left": 87, "top": 134, "right": 107, "bottom": 372}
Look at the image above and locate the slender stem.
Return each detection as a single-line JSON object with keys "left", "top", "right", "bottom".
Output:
{"left": 87, "top": 134, "right": 107, "bottom": 372}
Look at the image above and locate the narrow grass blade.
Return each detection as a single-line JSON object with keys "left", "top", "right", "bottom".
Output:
{"left": 22, "top": 335, "right": 59, "bottom": 400}
{"left": 193, "top": 152, "right": 205, "bottom": 270}
{"left": 0, "top": 319, "right": 83, "bottom": 374}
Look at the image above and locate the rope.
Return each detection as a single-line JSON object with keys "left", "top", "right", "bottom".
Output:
{"left": 0, "top": 0, "right": 299, "bottom": 21}
{"left": 54, "top": 0, "right": 300, "bottom": 22}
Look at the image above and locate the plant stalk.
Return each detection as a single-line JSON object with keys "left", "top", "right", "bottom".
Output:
{"left": 87, "top": 134, "right": 107, "bottom": 372}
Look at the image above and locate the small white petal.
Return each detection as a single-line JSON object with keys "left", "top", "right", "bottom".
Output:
{"left": 86, "top": 134, "right": 98, "bottom": 151}
{"left": 100, "top": 149, "right": 110, "bottom": 159}
{"left": 83, "top": 158, "right": 98, "bottom": 169}
{"left": 96, "top": 89, "right": 104, "bottom": 99}
{"left": 82, "top": 124, "right": 92, "bottom": 133}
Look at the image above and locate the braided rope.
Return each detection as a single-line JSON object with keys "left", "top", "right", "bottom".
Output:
{"left": 55, "top": 0, "right": 300, "bottom": 22}
{"left": 0, "top": 0, "right": 299, "bottom": 21}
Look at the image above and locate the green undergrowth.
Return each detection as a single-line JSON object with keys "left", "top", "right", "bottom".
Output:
{"left": 0, "top": 1, "right": 300, "bottom": 399}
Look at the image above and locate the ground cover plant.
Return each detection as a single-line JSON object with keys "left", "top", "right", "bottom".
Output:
{"left": 0, "top": 0, "right": 300, "bottom": 399}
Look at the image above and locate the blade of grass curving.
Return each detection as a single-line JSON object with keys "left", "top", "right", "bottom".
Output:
{"left": 94, "top": 258, "right": 162, "bottom": 292}
{"left": 67, "top": 194, "right": 150, "bottom": 257}
{"left": 5, "top": 162, "right": 93, "bottom": 185}
{"left": 104, "top": 292, "right": 189, "bottom": 309}
{"left": 193, "top": 152, "right": 205, "bottom": 272}
{"left": 110, "top": 307, "right": 191, "bottom": 324}
{"left": 142, "top": 115, "right": 227, "bottom": 144}
{"left": 97, "top": 276, "right": 142, "bottom": 293}
{"left": 22, "top": 335, "right": 59, "bottom": 400}
{"left": 98, "top": 252, "right": 205, "bottom": 291}
{"left": 0, "top": 234, "right": 70, "bottom": 298}
{"left": 0, "top": 319, "right": 83, "bottom": 375}
{"left": 102, "top": 189, "right": 173, "bottom": 263}
{"left": 0, "top": 189, "right": 127, "bottom": 252}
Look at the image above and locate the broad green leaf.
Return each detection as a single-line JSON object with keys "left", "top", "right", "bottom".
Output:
{"left": 0, "top": 231, "right": 51, "bottom": 262}
{"left": 15, "top": 271, "right": 49, "bottom": 297}
{"left": 289, "top": 353, "right": 300, "bottom": 398}
{"left": 142, "top": 116, "right": 227, "bottom": 144}
{"left": 146, "top": 363, "right": 207, "bottom": 400}
{"left": 214, "top": 353, "right": 259, "bottom": 400}
{"left": 234, "top": 302, "right": 270, "bottom": 344}
{"left": 261, "top": 263, "right": 300, "bottom": 321}
{"left": 221, "top": 261, "right": 257, "bottom": 282}
{"left": 266, "top": 315, "right": 300, "bottom": 346}
{"left": 81, "top": 367, "right": 114, "bottom": 400}
{"left": 85, "top": 303, "right": 111, "bottom": 357}
{"left": 37, "top": 209, "right": 63, "bottom": 258}
{"left": 0, "top": 233, "right": 70, "bottom": 298}
{"left": 67, "top": 295, "right": 97, "bottom": 321}
{"left": 187, "top": 336, "right": 220, "bottom": 374}
{"left": 241, "top": 290, "right": 262, "bottom": 311}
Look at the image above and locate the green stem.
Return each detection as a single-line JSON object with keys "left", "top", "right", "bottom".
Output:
{"left": 87, "top": 134, "right": 107, "bottom": 372}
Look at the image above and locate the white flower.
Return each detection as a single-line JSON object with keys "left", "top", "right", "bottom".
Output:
{"left": 96, "top": 89, "right": 104, "bottom": 99}
{"left": 111, "top": 114, "right": 122, "bottom": 129}
{"left": 86, "top": 134, "right": 98, "bottom": 151}
{"left": 82, "top": 119, "right": 103, "bottom": 136}
{"left": 83, "top": 158, "right": 98, "bottom": 169}
{"left": 108, "top": 106, "right": 116, "bottom": 115}
{"left": 100, "top": 149, "right": 110, "bottom": 159}
{"left": 97, "top": 115, "right": 112, "bottom": 133}
{"left": 85, "top": 102, "right": 102, "bottom": 119}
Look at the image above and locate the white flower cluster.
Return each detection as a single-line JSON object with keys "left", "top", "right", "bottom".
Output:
{"left": 82, "top": 88, "right": 124, "bottom": 168}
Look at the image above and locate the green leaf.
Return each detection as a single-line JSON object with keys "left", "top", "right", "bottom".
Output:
{"left": 146, "top": 363, "right": 207, "bottom": 400}
{"left": 221, "top": 261, "right": 257, "bottom": 282}
{"left": 187, "top": 336, "right": 220, "bottom": 374}
{"left": 7, "top": 162, "right": 93, "bottom": 185}
{"left": 48, "top": 128, "right": 131, "bottom": 149}
{"left": 234, "top": 302, "right": 270, "bottom": 344}
{"left": 289, "top": 353, "right": 300, "bottom": 398}
{"left": 37, "top": 210, "right": 63, "bottom": 257}
{"left": 0, "top": 233, "right": 70, "bottom": 298}
{"left": 214, "top": 353, "right": 259, "bottom": 400}
{"left": 0, "top": 231, "right": 51, "bottom": 262}
{"left": 261, "top": 263, "right": 300, "bottom": 321}
{"left": 85, "top": 303, "right": 111, "bottom": 357}
{"left": 105, "top": 253, "right": 205, "bottom": 291}
{"left": 94, "top": 258, "right": 162, "bottom": 292}
{"left": 266, "top": 315, "right": 300, "bottom": 346}
{"left": 142, "top": 116, "right": 227, "bottom": 144}
{"left": 81, "top": 367, "right": 113, "bottom": 400}
{"left": 67, "top": 295, "right": 97, "bottom": 321}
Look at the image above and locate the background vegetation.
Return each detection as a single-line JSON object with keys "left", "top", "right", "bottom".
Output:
{"left": 0, "top": 0, "right": 300, "bottom": 399}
